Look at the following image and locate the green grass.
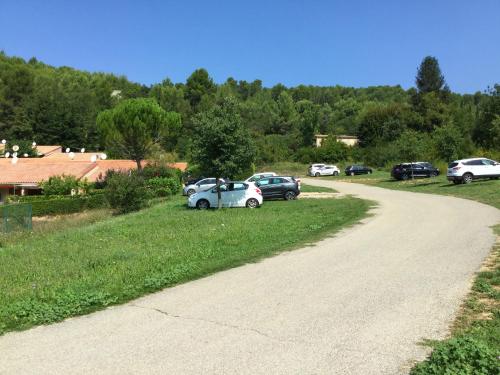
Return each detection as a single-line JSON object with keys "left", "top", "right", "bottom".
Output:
{"left": 0, "top": 196, "right": 370, "bottom": 335}
{"left": 300, "top": 183, "right": 337, "bottom": 193}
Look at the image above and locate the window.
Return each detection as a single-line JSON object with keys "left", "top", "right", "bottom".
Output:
{"left": 232, "top": 183, "right": 247, "bottom": 191}
{"left": 270, "top": 178, "right": 284, "bottom": 184}
{"left": 464, "top": 160, "right": 483, "bottom": 166}
{"left": 258, "top": 178, "right": 270, "bottom": 186}
{"left": 482, "top": 159, "right": 495, "bottom": 166}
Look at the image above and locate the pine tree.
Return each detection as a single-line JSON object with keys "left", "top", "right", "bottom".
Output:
{"left": 416, "top": 56, "right": 446, "bottom": 94}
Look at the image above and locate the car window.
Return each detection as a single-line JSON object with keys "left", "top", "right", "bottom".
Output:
{"left": 465, "top": 160, "right": 483, "bottom": 166}
{"left": 448, "top": 162, "right": 459, "bottom": 168}
{"left": 232, "top": 183, "right": 247, "bottom": 191}
{"left": 258, "top": 178, "right": 270, "bottom": 186}
{"left": 271, "top": 178, "right": 284, "bottom": 184}
{"left": 482, "top": 159, "right": 495, "bottom": 166}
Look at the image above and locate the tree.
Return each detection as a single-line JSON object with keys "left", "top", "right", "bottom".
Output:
{"left": 97, "top": 98, "right": 181, "bottom": 170}
{"left": 185, "top": 68, "right": 216, "bottom": 110}
{"left": 191, "top": 97, "right": 256, "bottom": 208}
{"left": 416, "top": 56, "right": 446, "bottom": 94}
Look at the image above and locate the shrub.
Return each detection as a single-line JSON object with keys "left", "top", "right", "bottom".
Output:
{"left": 105, "top": 172, "right": 148, "bottom": 214}
{"left": 41, "top": 175, "right": 89, "bottom": 196}
{"left": 141, "top": 163, "right": 182, "bottom": 181}
{"left": 94, "top": 169, "right": 121, "bottom": 189}
{"left": 411, "top": 337, "right": 498, "bottom": 375}
{"left": 147, "top": 177, "right": 181, "bottom": 197}
{"left": 8, "top": 193, "right": 108, "bottom": 216}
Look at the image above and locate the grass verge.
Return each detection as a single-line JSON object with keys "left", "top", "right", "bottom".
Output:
{"left": 0, "top": 196, "right": 370, "bottom": 335}
{"left": 300, "top": 183, "right": 337, "bottom": 193}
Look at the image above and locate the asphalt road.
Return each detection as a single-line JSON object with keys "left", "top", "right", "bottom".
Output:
{"left": 1, "top": 179, "right": 499, "bottom": 374}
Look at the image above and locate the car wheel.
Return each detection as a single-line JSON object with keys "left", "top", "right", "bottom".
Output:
{"left": 368, "top": 170, "right": 372, "bottom": 174}
{"left": 333, "top": 171, "right": 339, "bottom": 176}
{"left": 284, "top": 190, "right": 297, "bottom": 200}
{"left": 401, "top": 174, "right": 409, "bottom": 180}
{"left": 196, "top": 199, "right": 209, "bottom": 209}
{"left": 430, "top": 172, "right": 438, "bottom": 177}
{"left": 315, "top": 172, "right": 320, "bottom": 177}
{"left": 350, "top": 172, "right": 355, "bottom": 176}
{"left": 462, "top": 173, "right": 473, "bottom": 184}
{"left": 187, "top": 189, "right": 196, "bottom": 196}
{"left": 246, "top": 198, "right": 259, "bottom": 208}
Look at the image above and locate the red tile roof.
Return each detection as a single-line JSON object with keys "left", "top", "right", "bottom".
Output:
{"left": 0, "top": 156, "right": 188, "bottom": 185}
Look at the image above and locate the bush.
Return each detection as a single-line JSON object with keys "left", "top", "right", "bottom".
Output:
{"left": 41, "top": 175, "right": 89, "bottom": 196}
{"left": 105, "top": 172, "right": 148, "bottom": 214}
{"left": 9, "top": 193, "right": 107, "bottom": 216}
{"left": 411, "top": 337, "right": 499, "bottom": 375}
{"left": 141, "top": 163, "right": 182, "bottom": 181}
{"left": 147, "top": 177, "right": 181, "bottom": 197}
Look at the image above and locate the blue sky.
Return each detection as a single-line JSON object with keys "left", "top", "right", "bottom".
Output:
{"left": 1, "top": 0, "right": 499, "bottom": 93}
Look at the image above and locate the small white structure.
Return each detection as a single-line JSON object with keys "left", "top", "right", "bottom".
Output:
{"left": 314, "top": 134, "right": 359, "bottom": 147}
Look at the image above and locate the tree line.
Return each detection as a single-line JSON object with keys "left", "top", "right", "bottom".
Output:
{"left": 0, "top": 51, "right": 498, "bottom": 169}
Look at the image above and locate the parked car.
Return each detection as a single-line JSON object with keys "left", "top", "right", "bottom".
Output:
{"left": 187, "top": 181, "right": 262, "bottom": 209}
{"left": 308, "top": 164, "right": 340, "bottom": 177}
{"left": 391, "top": 163, "right": 440, "bottom": 180}
{"left": 183, "top": 178, "right": 225, "bottom": 196}
{"left": 344, "top": 165, "right": 373, "bottom": 176}
{"left": 245, "top": 172, "right": 277, "bottom": 183}
{"left": 255, "top": 176, "right": 301, "bottom": 200}
{"left": 308, "top": 163, "right": 325, "bottom": 176}
{"left": 447, "top": 158, "right": 500, "bottom": 184}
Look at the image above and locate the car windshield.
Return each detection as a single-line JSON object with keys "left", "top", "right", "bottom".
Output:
{"left": 448, "top": 162, "right": 459, "bottom": 168}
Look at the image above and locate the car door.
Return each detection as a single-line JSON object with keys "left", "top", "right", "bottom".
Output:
{"left": 256, "top": 178, "right": 272, "bottom": 198}
{"left": 228, "top": 183, "right": 248, "bottom": 207}
{"left": 412, "top": 164, "right": 425, "bottom": 177}
{"left": 266, "top": 177, "right": 284, "bottom": 197}
{"left": 321, "top": 167, "right": 331, "bottom": 176}
{"left": 469, "top": 160, "right": 487, "bottom": 176}
{"left": 481, "top": 159, "right": 500, "bottom": 177}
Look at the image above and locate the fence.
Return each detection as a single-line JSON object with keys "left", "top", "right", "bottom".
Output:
{"left": 0, "top": 203, "right": 32, "bottom": 233}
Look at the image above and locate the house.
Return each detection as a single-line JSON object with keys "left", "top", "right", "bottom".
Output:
{"left": 0, "top": 146, "right": 188, "bottom": 203}
{"left": 314, "top": 134, "right": 359, "bottom": 147}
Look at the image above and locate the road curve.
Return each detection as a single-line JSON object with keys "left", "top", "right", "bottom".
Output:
{"left": 1, "top": 180, "right": 499, "bottom": 374}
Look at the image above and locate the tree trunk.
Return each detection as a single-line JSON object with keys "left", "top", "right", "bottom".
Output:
{"left": 216, "top": 177, "right": 222, "bottom": 209}
{"left": 135, "top": 159, "right": 142, "bottom": 173}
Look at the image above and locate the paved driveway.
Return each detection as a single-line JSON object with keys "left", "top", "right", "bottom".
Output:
{"left": 1, "top": 179, "right": 499, "bottom": 374}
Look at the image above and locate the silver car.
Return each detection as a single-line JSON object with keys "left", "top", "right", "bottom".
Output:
{"left": 183, "top": 178, "right": 225, "bottom": 196}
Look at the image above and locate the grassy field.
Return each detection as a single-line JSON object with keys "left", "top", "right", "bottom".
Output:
{"left": 0, "top": 195, "right": 370, "bottom": 335}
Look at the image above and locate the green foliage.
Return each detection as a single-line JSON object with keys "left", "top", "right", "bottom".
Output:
{"left": 40, "top": 175, "right": 89, "bottom": 196}
{"left": 104, "top": 172, "right": 148, "bottom": 214}
{"left": 146, "top": 177, "right": 181, "bottom": 197}
{"left": 416, "top": 56, "right": 446, "bottom": 94}
{"left": 97, "top": 98, "right": 181, "bottom": 169}
{"left": 432, "top": 123, "right": 469, "bottom": 161}
{"left": 0, "top": 196, "right": 370, "bottom": 335}
{"left": 411, "top": 337, "right": 499, "bottom": 375}
{"left": 9, "top": 194, "right": 107, "bottom": 216}
{"left": 2, "top": 140, "right": 38, "bottom": 157}
{"left": 192, "top": 97, "right": 256, "bottom": 179}
{"left": 141, "top": 162, "right": 182, "bottom": 180}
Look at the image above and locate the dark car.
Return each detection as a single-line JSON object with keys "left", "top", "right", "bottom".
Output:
{"left": 255, "top": 176, "right": 300, "bottom": 200}
{"left": 345, "top": 165, "right": 373, "bottom": 176}
{"left": 391, "top": 163, "right": 439, "bottom": 180}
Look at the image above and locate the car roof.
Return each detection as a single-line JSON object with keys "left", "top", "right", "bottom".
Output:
{"left": 453, "top": 157, "right": 488, "bottom": 163}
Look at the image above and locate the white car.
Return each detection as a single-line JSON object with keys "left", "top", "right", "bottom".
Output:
{"left": 245, "top": 172, "right": 277, "bottom": 183}
{"left": 308, "top": 164, "right": 340, "bottom": 177}
{"left": 183, "top": 178, "right": 224, "bottom": 196}
{"left": 188, "top": 182, "right": 263, "bottom": 209}
{"left": 447, "top": 158, "right": 500, "bottom": 184}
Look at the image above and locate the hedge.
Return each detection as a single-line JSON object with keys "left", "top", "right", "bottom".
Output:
{"left": 9, "top": 193, "right": 107, "bottom": 216}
